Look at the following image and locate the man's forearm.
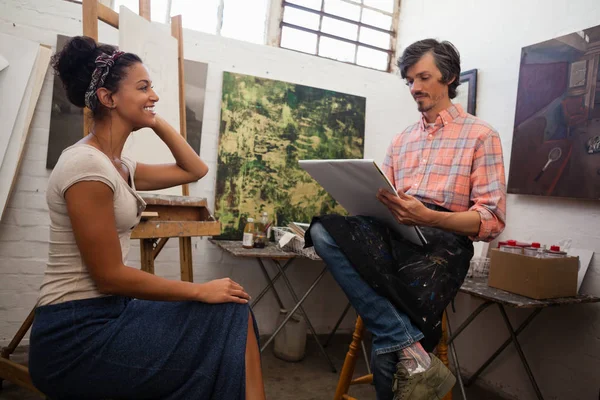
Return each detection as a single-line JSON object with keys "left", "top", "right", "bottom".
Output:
{"left": 426, "top": 209, "right": 481, "bottom": 237}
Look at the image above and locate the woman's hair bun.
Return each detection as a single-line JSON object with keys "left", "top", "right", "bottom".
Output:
{"left": 51, "top": 36, "right": 117, "bottom": 108}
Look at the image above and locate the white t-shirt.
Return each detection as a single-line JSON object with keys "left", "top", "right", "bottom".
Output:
{"left": 37, "top": 144, "right": 146, "bottom": 306}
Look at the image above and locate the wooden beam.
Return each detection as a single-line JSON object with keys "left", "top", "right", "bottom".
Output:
{"left": 152, "top": 237, "right": 169, "bottom": 258}
{"left": 98, "top": 2, "right": 119, "bottom": 28}
{"left": 0, "top": 359, "right": 44, "bottom": 396}
{"left": 140, "top": 239, "right": 155, "bottom": 274}
{"left": 140, "top": 194, "right": 208, "bottom": 208}
{"left": 82, "top": 0, "right": 99, "bottom": 138}
{"left": 82, "top": 0, "right": 99, "bottom": 40}
{"left": 132, "top": 221, "right": 221, "bottom": 239}
{"left": 179, "top": 237, "right": 193, "bottom": 282}
{"left": 139, "top": 0, "right": 151, "bottom": 20}
{"left": 171, "top": 15, "right": 189, "bottom": 197}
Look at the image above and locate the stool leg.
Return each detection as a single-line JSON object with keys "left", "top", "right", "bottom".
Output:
{"left": 439, "top": 310, "right": 453, "bottom": 400}
{"left": 334, "top": 317, "right": 364, "bottom": 400}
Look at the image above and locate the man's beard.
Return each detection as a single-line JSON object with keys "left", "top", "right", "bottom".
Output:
{"left": 417, "top": 99, "right": 435, "bottom": 113}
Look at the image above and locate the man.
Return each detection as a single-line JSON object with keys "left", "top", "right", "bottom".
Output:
{"left": 307, "top": 39, "right": 506, "bottom": 400}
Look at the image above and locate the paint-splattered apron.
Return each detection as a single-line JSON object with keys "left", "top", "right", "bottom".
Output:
{"left": 305, "top": 204, "right": 473, "bottom": 351}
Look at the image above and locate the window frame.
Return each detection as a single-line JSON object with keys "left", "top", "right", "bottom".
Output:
{"left": 276, "top": 0, "right": 400, "bottom": 72}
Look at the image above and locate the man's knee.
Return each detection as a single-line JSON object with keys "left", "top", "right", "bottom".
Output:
{"left": 309, "top": 221, "right": 332, "bottom": 249}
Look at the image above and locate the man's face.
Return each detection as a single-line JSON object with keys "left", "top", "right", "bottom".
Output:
{"left": 404, "top": 52, "right": 451, "bottom": 113}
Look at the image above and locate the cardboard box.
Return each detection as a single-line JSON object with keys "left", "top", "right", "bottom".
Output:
{"left": 488, "top": 249, "right": 579, "bottom": 299}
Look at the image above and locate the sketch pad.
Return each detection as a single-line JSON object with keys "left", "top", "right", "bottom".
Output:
{"left": 299, "top": 159, "right": 426, "bottom": 246}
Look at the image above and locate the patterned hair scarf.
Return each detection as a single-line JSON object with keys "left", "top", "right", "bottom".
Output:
{"left": 84, "top": 50, "right": 124, "bottom": 111}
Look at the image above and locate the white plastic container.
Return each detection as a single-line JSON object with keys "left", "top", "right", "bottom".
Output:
{"left": 523, "top": 242, "right": 543, "bottom": 257}
{"left": 273, "top": 309, "right": 307, "bottom": 362}
{"left": 500, "top": 245, "right": 522, "bottom": 254}
{"left": 544, "top": 245, "right": 567, "bottom": 258}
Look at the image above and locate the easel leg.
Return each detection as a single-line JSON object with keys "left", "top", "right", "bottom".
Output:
{"left": 0, "top": 308, "right": 44, "bottom": 395}
{"left": 140, "top": 238, "right": 155, "bottom": 274}
{"left": 179, "top": 237, "right": 193, "bottom": 282}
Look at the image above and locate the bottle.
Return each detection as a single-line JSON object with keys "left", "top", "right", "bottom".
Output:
{"left": 500, "top": 240, "right": 522, "bottom": 254}
{"left": 523, "top": 242, "right": 541, "bottom": 257}
{"left": 260, "top": 211, "right": 271, "bottom": 240}
{"left": 544, "top": 245, "right": 567, "bottom": 258}
{"left": 242, "top": 218, "right": 255, "bottom": 249}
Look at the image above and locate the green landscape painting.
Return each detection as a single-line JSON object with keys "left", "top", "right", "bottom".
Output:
{"left": 215, "top": 72, "right": 366, "bottom": 239}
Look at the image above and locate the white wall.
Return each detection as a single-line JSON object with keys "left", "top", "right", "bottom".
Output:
{"left": 2, "top": 1, "right": 599, "bottom": 399}
{"left": 395, "top": 1, "right": 600, "bottom": 399}
{"left": 0, "top": 0, "right": 417, "bottom": 344}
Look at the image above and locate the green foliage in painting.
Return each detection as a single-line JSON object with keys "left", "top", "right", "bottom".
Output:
{"left": 215, "top": 72, "right": 366, "bottom": 239}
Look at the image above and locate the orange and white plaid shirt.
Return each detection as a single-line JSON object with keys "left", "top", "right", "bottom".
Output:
{"left": 382, "top": 104, "right": 506, "bottom": 242}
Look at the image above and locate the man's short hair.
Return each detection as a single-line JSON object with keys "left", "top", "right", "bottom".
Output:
{"left": 397, "top": 39, "right": 461, "bottom": 99}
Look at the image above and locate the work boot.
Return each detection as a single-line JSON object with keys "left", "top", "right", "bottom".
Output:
{"left": 392, "top": 353, "right": 456, "bottom": 400}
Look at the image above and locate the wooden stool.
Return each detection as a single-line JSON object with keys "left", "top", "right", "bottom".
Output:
{"left": 334, "top": 312, "right": 454, "bottom": 400}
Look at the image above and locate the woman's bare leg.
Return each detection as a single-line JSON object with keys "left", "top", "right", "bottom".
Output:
{"left": 245, "top": 311, "right": 266, "bottom": 399}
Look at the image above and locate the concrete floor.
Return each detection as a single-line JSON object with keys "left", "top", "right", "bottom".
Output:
{"left": 0, "top": 335, "right": 508, "bottom": 400}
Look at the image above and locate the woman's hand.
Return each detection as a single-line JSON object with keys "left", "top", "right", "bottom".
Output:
{"left": 376, "top": 189, "right": 433, "bottom": 226}
{"left": 196, "top": 278, "right": 251, "bottom": 304}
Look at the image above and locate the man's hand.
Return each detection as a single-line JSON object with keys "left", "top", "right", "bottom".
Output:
{"left": 376, "top": 189, "right": 433, "bottom": 226}
{"left": 196, "top": 278, "right": 250, "bottom": 304}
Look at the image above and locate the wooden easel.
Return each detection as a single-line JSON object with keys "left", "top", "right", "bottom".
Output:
{"left": 0, "top": 0, "right": 220, "bottom": 394}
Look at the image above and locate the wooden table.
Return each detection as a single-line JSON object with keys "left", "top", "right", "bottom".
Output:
{"left": 448, "top": 278, "right": 600, "bottom": 400}
{"left": 210, "top": 240, "right": 337, "bottom": 372}
{"left": 133, "top": 194, "right": 220, "bottom": 282}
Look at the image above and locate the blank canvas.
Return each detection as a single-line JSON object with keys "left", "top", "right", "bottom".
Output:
{"left": 0, "top": 45, "right": 52, "bottom": 221}
{"left": 0, "top": 33, "right": 40, "bottom": 169}
{"left": 119, "top": 6, "right": 181, "bottom": 195}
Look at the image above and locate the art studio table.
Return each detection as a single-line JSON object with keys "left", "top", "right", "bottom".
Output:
{"left": 209, "top": 240, "right": 337, "bottom": 372}
{"left": 449, "top": 278, "right": 600, "bottom": 400}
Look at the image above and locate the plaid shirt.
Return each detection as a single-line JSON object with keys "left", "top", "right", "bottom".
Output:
{"left": 382, "top": 104, "right": 506, "bottom": 242}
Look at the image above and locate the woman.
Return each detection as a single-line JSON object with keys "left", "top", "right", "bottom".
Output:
{"left": 29, "top": 36, "right": 266, "bottom": 400}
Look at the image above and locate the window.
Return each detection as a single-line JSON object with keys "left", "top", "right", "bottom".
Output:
{"left": 279, "top": 0, "right": 398, "bottom": 71}
{"left": 67, "top": 0, "right": 269, "bottom": 45}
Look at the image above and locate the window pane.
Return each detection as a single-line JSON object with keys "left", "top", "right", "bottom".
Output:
{"left": 359, "top": 26, "right": 390, "bottom": 49}
{"left": 361, "top": 8, "right": 392, "bottom": 30}
{"left": 221, "top": 0, "right": 268, "bottom": 44}
{"left": 324, "top": 0, "right": 360, "bottom": 21}
{"left": 287, "top": 0, "right": 323, "bottom": 11}
{"left": 113, "top": 0, "right": 139, "bottom": 14}
{"left": 151, "top": 0, "right": 169, "bottom": 23}
{"left": 281, "top": 26, "right": 317, "bottom": 54}
{"left": 319, "top": 36, "right": 355, "bottom": 63}
{"left": 171, "top": 0, "right": 220, "bottom": 34}
{"left": 357, "top": 46, "right": 388, "bottom": 70}
{"left": 363, "top": 0, "right": 395, "bottom": 13}
{"left": 321, "top": 16, "right": 358, "bottom": 41}
{"left": 283, "top": 6, "right": 320, "bottom": 31}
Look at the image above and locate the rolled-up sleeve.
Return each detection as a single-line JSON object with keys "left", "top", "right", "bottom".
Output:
{"left": 468, "top": 131, "right": 507, "bottom": 242}
{"left": 382, "top": 141, "right": 396, "bottom": 187}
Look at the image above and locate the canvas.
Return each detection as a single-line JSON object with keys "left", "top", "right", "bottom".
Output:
{"left": 0, "top": 45, "right": 51, "bottom": 220}
{"left": 119, "top": 6, "right": 180, "bottom": 195}
{"left": 183, "top": 59, "right": 208, "bottom": 155}
{"left": 46, "top": 35, "right": 83, "bottom": 169}
{"left": 0, "top": 33, "right": 40, "bottom": 168}
{"left": 508, "top": 24, "right": 600, "bottom": 200}
{"left": 215, "top": 72, "right": 366, "bottom": 239}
